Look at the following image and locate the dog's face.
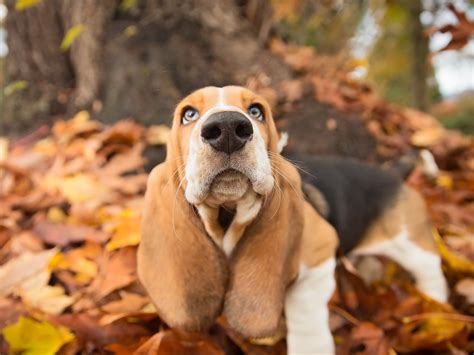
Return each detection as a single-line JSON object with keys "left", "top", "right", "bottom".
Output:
{"left": 169, "top": 86, "right": 279, "bottom": 206}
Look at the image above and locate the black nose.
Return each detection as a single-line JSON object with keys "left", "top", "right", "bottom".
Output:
{"left": 201, "top": 112, "right": 253, "bottom": 154}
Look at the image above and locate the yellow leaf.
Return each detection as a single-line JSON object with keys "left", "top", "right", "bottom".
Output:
{"left": 60, "top": 24, "right": 85, "bottom": 51}
{"left": 348, "top": 57, "right": 369, "bottom": 68}
{"left": 435, "top": 230, "right": 474, "bottom": 275}
{"left": 55, "top": 173, "right": 110, "bottom": 204}
{"left": 47, "top": 207, "right": 67, "bottom": 223}
{"left": 15, "top": 0, "right": 41, "bottom": 11}
{"left": 120, "top": 0, "right": 137, "bottom": 12}
{"left": 436, "top": 175, "right": 453, "bottom": 190}
{"left": 2, "top": 316, "right": 74, "bottom": 355}
{"left": 105, "top": 208, "right": 141, "bottom": 251}
{"left": 3, "top": 80, "right": 28, "bottom": 96}
{"left": 55, "top": 249, "right": 98, "bottom": 283}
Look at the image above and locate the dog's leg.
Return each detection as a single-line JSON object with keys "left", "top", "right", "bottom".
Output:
{"left": 351, "top": 227, "right": 448, "bottom": 302}
{"left": 222, "top": 190, "right": 262, "bottom": 256}
{"left": 285, "top": 258, "right": 336, "bottom": 355}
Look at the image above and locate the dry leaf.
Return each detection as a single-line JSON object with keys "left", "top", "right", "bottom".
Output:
{"left": 89, "top": 247, "right": 136, "bottom": 300}
{"left": 0, "top": 249, "right": 57, "bottom": 296}
{"left": 17, "top": 270, "right": 75, "bottom": 315}
{"left": 2, "top": 316, "right": 75, "bottom": 355}
{"left": 102, "top": 291, "right": 149, "bottom": 314}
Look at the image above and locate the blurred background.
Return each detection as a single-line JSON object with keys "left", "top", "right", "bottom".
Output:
{"left": 0, "top": 0, "right": 472, "bottom": 157}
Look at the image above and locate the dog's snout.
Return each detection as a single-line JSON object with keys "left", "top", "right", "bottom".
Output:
{"left": 201, "top": 112, "right": 253, "bottom": 154}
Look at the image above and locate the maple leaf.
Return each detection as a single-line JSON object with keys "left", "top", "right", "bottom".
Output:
{"left": 2, "top": 316, "right": 75, "bottom": 355}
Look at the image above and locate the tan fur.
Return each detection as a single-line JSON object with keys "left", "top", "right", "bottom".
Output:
{"left": 137, "top": 164, "right": 228, "bottom": 331}
{"left": 354, "top": 185, "right": 437, "bottom": 253}
{"left": 299, "top": 201, "right": 339, "bottom": 268}
{"left": 223, "top": 155, "right": 304, "bottom": 337}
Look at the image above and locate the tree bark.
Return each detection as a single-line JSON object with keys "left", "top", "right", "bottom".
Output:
{"left": 408, "top": 0, "right": 429, "bottom": 111}
{"left": 1, "top": 0, "right": 292, "bottom": 134}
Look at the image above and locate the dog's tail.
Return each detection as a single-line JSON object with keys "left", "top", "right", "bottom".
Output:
{"left": 388, "top": 149, "right": 439, "bottom": 180}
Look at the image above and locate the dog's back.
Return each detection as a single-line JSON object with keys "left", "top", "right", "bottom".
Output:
{"left": 286, "top": 154, "right": 403, "bottom": 253}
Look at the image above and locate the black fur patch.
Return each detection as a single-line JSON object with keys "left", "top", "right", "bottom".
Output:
{"left": 286, "top": 154, "right": 402, "bottom": 253}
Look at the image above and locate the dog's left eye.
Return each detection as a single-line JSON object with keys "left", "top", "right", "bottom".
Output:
{"left": 248, "top": 104, "right": 264, "bottom": 121}
{"left": 182, "top": 107, "right": 200, "bottom": 124}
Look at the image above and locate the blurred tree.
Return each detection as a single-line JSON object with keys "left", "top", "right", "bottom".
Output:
{"left": 366, "top": 0, "right": 443, "bottom": 110}
{"left": 1, "top": 0, "right": 293, "bottom": 134}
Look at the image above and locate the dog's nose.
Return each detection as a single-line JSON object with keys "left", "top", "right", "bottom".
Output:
{"left": 201, "top": 112, "right": 253, "bottom": 154}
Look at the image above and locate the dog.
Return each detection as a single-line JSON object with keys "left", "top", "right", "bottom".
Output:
{"left": 138, "top": 86, "right": 448, "bottom": 354}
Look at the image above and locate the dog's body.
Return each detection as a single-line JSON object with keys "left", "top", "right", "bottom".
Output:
{"left": 138, "top": 86, "right": 447, "bottom": 354}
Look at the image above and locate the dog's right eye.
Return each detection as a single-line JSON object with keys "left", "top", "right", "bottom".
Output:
{"left": 182, "top": 107, "right": 200, "bottom": 125}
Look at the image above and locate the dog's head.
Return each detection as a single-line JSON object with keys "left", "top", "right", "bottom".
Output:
{"left": 166, "top": 86, "right": 279, "bottom": 207}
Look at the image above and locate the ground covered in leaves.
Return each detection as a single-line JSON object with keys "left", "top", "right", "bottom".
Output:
{"left": 1, "top": 46, "right": 474, "bottom": 355}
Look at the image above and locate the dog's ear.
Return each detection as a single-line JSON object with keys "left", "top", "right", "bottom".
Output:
{"left": 137, "top": 162, "right": 228, "bottom": 332}
{"left": 223, "top": 157, "right": 305, "bottom": 338}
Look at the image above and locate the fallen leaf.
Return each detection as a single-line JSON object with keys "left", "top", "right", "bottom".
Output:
{"left": 104, "top": 209, "right": 141, "bottom": 251}
{"left": 2, "top": 316, "right": 75, "bottom": 355}
{"left": 133, "top": 330, "right": 224, "bottom": 355}
{"left": 455, "top": 278, "right": 474, "bottom": 305}
{"left": 435, "top": 231, "right": 474, "bottom": 275}
{"left": 0, "top": 249, "right": 57, "bottom": 296}
{"left": 51, "top": 313, "right": 151, "bottom": 348}
{"left": 17, "top": 270, "right": 75, "bottom": 315}
{"left": 89, "top": 247, "right": 136, "bottom": 300}
{"left": 102, "top": 291, "right": 149, "bottom": 314}
{"left": 15, "top": 0, "right": 41, "bottom": 10}
{"left": 411, "top": 127, "right": 445, "bottom": 147}
{"left": 60, "top": 24, "right": 86, "bottom": 51}
{"left": 33, "top": 219, "right": 109, "bottom": 246}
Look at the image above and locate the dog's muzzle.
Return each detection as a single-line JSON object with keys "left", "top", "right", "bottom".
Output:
{"left": 201, "top": 112, "right": 253, "bottom": 154}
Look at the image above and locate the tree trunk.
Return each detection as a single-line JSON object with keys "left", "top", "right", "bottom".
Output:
{"left": 1, "top": 0, "right": 292, "bottom": 135}
{"left": 408, "top": 0, "right": 429, "bottom": 111}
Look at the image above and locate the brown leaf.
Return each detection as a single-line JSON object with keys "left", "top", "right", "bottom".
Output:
{"left": 33, "top": 219, "right": 109, "bottom": 246}
{"left": 89, "top": 247, "right": 137, "bottom": 300}
{"left": 133, "top": 330, "right": 224, "bottom": 355}
{"left": 101, "top": 291, "right": 149, "bottom": 314}
{"left": 455, "top": 278, "right": 474, "bottom": 305}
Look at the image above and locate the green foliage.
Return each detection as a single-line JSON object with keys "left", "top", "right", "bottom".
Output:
{"left": 273, "top": 1, "right": 366, "bottom": 53}
{"left": 367, "top": 2, "right": 440, "bottom": 109}
{"left": 438, "top": 95, "right": 474, "bottom": 135}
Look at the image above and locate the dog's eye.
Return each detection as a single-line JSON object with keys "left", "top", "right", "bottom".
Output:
{"left": 182, "top": 107, "right": 200, "bottom": 124}
{"left": 248, "top": 104, "right": 264, "bottom": 121}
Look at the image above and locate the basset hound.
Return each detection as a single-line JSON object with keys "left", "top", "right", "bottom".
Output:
{"left": 138, "top": 86, "right": 448, "bottom": 354}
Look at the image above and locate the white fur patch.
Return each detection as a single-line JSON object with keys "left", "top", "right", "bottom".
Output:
{"left": 222, "top": 193, "right": 262, "bottom": 256}
{"left": 351, "top": 225, "right": 448, "bottom": 302}
{"left": 420, "top": 149, "right": 439, "bottom": 179}
{"left": 285, "top": 258, "right": 336, "bottom": 355}
{"left": 277, "top": 131, "right": 289, "bottom": 153}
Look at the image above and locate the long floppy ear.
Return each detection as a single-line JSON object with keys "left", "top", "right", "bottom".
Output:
{"left": 223, "top": 156, "right": 305, "bottom": 338}
{"left": 137, "top": 161, "right": 228, "bottom": 332}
